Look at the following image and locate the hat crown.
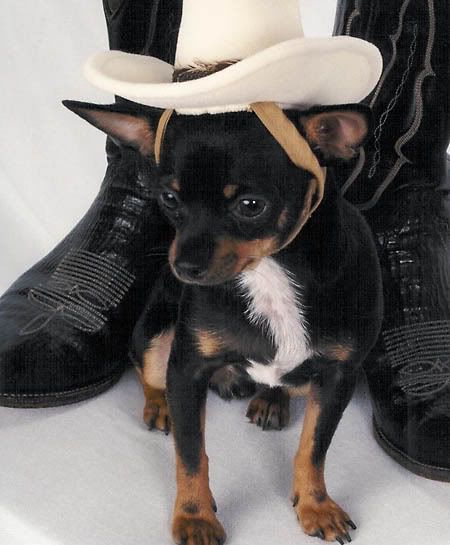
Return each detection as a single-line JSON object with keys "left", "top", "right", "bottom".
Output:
{"left": 175, "top": 0, "right": 304, "bottom": 68}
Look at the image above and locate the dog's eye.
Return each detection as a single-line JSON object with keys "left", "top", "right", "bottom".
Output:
{"left": 233, "top": 197, "right": 267, "bottom": 219}
{"left": 159, "top": 190, "right": 180, "bottom": 210}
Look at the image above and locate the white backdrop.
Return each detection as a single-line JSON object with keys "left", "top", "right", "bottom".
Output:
{"left": 1, "top": 2, "right": 449, "bottom": 545}
{"left": 0, "top": 0, "right": 337, "bottom": 295}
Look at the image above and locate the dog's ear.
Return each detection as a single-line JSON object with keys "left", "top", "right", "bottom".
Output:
{"left": 299, "top": 105, "right": 371, "bottom": 163}
{"left": 63, "top": 100, "right": 157, "bottom": 157}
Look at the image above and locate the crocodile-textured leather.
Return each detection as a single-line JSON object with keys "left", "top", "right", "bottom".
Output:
{"left": 334, "top": 0, "right": 450, "bottom": 480}
{"left": 0, "top": 0, "right": 181, "bottom": 407}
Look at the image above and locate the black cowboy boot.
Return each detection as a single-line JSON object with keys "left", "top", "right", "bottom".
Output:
{"left": 334, "top": 0, "right": 450, "bottom": 480}
{"left": 0, "top": 0, "right": 182, "bottom": 407}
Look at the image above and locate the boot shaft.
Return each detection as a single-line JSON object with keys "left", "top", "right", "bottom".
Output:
{"left": 334, "top": 0, "right": 450, "bottom": 209}
{"left": 103, "top": 0, "right": 182, "bottom": 62}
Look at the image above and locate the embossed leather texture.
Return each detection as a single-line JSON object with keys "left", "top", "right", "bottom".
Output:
{"left": 335, "top": 0, "right": 450, "bottom": 480}
{"left": 0, "top": 0, "right": 180, "bottom": 407}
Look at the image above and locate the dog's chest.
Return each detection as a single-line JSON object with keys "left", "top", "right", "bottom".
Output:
{"left": 237, "top": 257, "right": 311, "bottom": 387}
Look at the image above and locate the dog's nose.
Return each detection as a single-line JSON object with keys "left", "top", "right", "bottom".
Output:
{"left": 174, "top": 260, "right": 208, "bottom": 281}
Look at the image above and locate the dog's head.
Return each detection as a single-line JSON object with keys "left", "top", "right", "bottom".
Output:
{"left": 64, "top": 100, "right": 369, "bottom": 285}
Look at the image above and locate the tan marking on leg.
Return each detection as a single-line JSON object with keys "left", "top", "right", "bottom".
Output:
{"left": 223, "top": 184, "right": 239, "bottom": 199}
{"left": 138, "top": 328, "right": 174, "bottom": 432}
{"left": 292, "top": 394, "right": 352, "bottom": 541}
{"left": 293, "top": 395, "right": 325, "bottom": 504}
{"left": 287, "top": 383, "right": 311, "bottom": 398}
{"left": 325, "top": 344, "right": 354, "bottom": 362}
{"left": 142, "top": 328, "right": 174, "bottom": 390}
{"left": 136, "top": 367, "right": 171, "bottom": 432}
{"left": 195, "top": 329, "right": 225, "bottom": 358}
{"left": 172, "top": 411, "right": 226, "bottom": 545}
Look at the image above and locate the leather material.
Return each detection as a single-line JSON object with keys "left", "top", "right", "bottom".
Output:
{"left": 0, "top": 0, "right": 180, "bottom": 406}
{"left": 0, "top": 148, "right": 173, "bottom": 406}
{"left": 335, "top": 0, "right": 450, "bottom": 478}
{"left": 334, "top": 0, "right": 450, "bottom": 210}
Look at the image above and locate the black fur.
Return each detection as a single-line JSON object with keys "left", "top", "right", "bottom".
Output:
{"left": 65, "top": 100, "right": 383, "bottom": 541}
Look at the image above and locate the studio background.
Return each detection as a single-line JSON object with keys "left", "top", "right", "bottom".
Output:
{"left": 1, "top": 2, "right": 449, "bottom": 545}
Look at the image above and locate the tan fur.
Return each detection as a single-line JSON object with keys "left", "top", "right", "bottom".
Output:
{"left": 292, "top": 394, "right": 351, "bottom": 541}
{"left": 287, "top": 384, "right": 311, "bottom": 397}
{"left": 196, "top": 329, "right": 225, "bottom": 358}
{"left": 168, "top": 235, "right": 179, "bottom": 269}
{"left": 169, "top": 179, "right": 181, "bottom": 192}
{"left": 277, "top": 207, "right": 288, "bottom": 229}
{"left": 142, "top": 328, "right": 175, "bottom": 390}
{"left": 136, "top": 367, "right": 170, "bottom": 431}
{"left": 209, "top": 236, "right": 278, "bottom": 278}
{"left": 172, "top": 410, "right": 226, "bottom": 544}
{"left": 301, "top": 111, "right": 367, "bottom": 160}
{"left": 325, "top": 343, "right": 353, "bottom": 362}
{"left": 223, "top": 184, "right": 239, "bottom": 199}
{"left": 293, "top": 396, "right": 325, "bottom": 501}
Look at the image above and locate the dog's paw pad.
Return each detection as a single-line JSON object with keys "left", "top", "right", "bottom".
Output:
{"left": 295, "top": 496, "right": 355, "bottom": 542}
{"left": 173, "top": 515, "right": 226, "bottom": 545}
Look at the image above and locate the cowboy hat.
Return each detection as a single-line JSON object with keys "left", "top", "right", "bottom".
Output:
{"left": 84, "top": 0, "right": 382, "bottom": 115}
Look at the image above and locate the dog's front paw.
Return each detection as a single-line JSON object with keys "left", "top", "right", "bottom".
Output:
{"left": 143, "top": 394, "right": 171, "bottom": 434}
{"left": 293, "top": 494, "right": 356, "bottom": 543}
{"left": 246, "top": 387, "right": 290, "bottom": 430}
{"left": 172, "top": 514, "right": 226, "bottom": 545}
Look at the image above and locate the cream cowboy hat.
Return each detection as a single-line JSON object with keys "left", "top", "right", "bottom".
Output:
{"left": 84, "top": 0, "right": 382, "bottom": 115}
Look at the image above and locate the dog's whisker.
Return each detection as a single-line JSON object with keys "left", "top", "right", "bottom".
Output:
{"left": 145, "top": 251, "right": 169, "bottom": 257}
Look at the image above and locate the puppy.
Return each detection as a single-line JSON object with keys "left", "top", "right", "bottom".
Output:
{"left": 65, "top": 99, "right": 383, "bottom": 545}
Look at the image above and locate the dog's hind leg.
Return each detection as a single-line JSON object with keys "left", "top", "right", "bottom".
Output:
{"left": 131, "top": 265, "right": 182, "bottom": 433}
{"left": 136, "top": 328, "right": 174, "bottom": 433}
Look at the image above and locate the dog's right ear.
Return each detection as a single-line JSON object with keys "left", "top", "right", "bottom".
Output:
{"left": 63, "top": 100, "right": 156, "bottom": 158}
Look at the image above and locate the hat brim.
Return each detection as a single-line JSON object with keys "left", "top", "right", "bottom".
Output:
{"left": 84, "top": 36, "right": 382, "bottom": 114}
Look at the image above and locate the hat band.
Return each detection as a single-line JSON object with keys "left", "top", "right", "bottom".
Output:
{"left": 154, "top": 103, "right": 326, "bottom": 249}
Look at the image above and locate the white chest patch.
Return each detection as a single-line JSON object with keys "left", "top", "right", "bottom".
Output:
{"left": 237, "top": 257, "right": 312, "bottom": 387}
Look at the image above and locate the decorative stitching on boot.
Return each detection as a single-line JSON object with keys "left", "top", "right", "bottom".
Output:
{"left": 19, "top": 249, "right": 135, "bottom": 336}
{"left": 341, "top": 0, "right": 415, "bottom": 204}
{"left": 0, "top": 375, "right": 117, "bottom": 398}
{"left": 344, "top": 0, "right": 361, "bottom": 36}
{"left": 383, "top": 321, "right": 450, "bottom": 400}
{"left": 368, "top": 0, "right": 412, "bottom": 109}
{"left": 368, "top": 23, "right": 418, "bottom": 181}
{"left": 362, "top": 0, "right": 436, "bottom": 210}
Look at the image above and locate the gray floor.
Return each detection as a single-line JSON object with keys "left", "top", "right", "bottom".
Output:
{"left": 0, "top": 369, "right": 449, "bottom": 545}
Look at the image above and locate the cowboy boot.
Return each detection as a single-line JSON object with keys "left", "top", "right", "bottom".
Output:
{"left": 334, "top": 0, "right": 450, "bottom": 480}
{"left": 0, "top": 0, "right": 182, "bottom": 407}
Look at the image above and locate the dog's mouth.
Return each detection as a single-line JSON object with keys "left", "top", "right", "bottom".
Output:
{"left": 168, "top": 235, "right": 279, "bottom": 285}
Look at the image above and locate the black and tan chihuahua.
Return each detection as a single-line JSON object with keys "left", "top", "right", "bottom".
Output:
{"left": 64, "top": 98, "right": 382, "bottom": 545}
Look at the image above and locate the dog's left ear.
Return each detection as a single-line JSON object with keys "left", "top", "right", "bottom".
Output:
{"left": 63, "top": 100, "right": 157, "bottom": 158}
{"left": 299, "top": 105, "right": 371, "bottom": 163}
